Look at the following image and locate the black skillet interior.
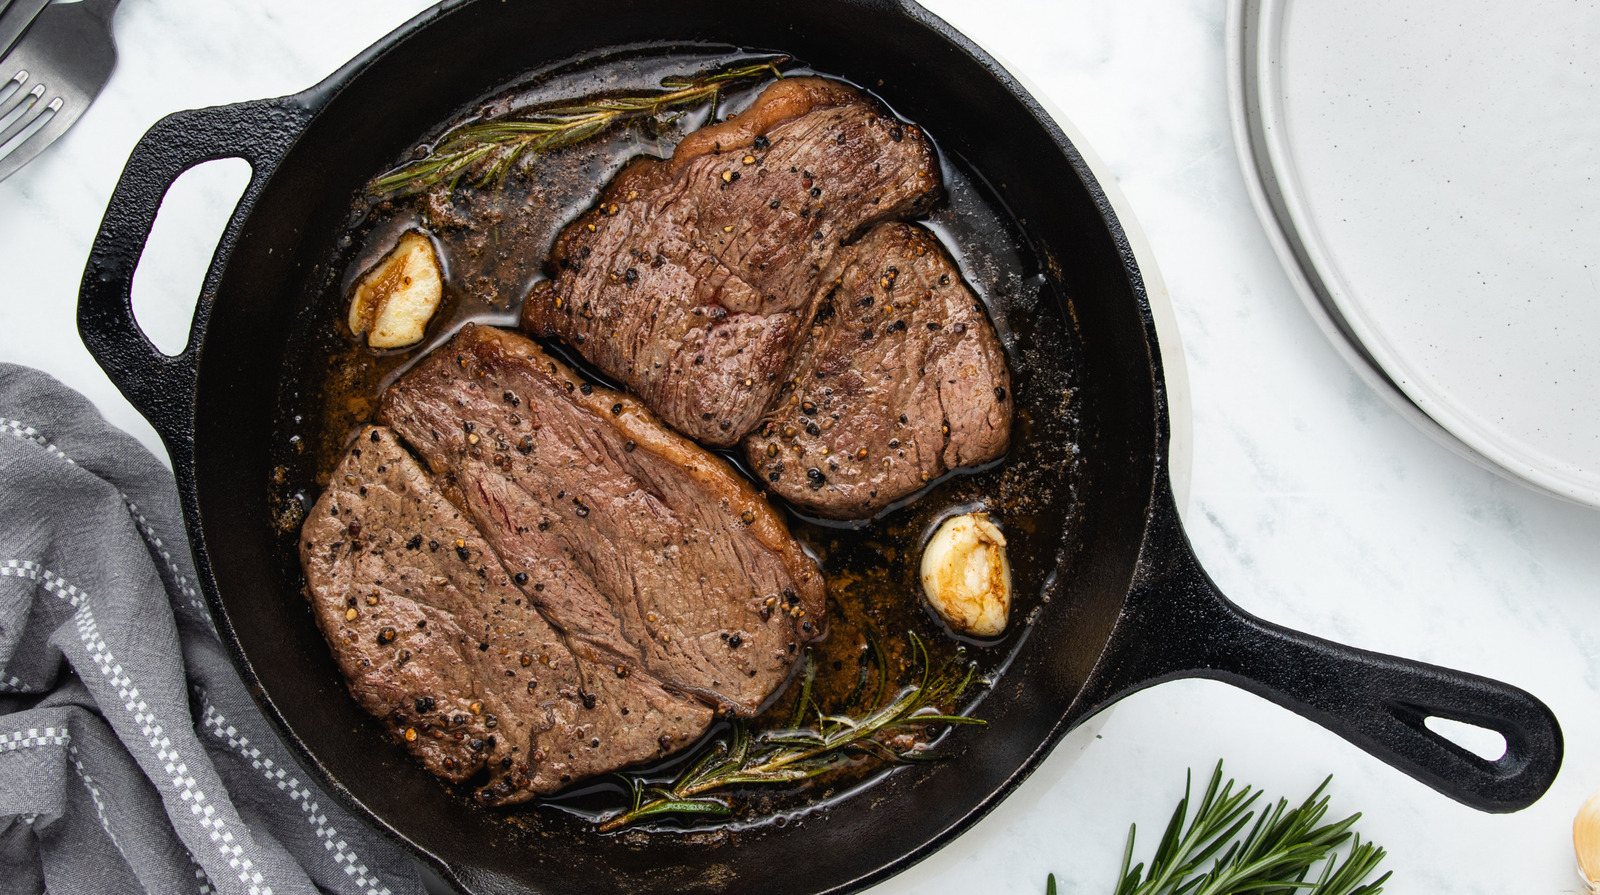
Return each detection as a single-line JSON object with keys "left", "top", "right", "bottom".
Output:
{"left": 76, "top": 1, "right": 1561, "bottom": 893}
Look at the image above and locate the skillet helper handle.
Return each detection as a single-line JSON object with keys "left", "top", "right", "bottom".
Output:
{"left": 78, "top": 97, "right": 314, "bottom": 460}
{"left": 1083, "top": 483, "right": 1562, "bottom": 814}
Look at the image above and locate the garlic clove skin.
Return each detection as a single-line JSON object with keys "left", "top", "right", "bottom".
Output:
{"left": 348, "top": 230, "right": 444, "bottom": 349}
{"left": 1575, "top": 790, "right": 1600, "bottom": 894}
{"left": 920, "top": 512, "right": 1011, "bottom": 638}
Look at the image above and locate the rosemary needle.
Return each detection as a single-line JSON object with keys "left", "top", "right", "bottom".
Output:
{"left": 597, "top": 634, "right": 984, "bottom": 832}
{"left": 367, "top": 57, "right": 788, "bottom": 200}
{"left": 1094, "top": 762, "right": 1390, "bottom": 895}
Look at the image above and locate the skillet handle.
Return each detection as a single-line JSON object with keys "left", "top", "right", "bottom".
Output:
{"left": 78, "top": 97, "right": 314, "bottom": 461}
{"left": 1078, "top": 479, "right": 1562, "bottom": 813}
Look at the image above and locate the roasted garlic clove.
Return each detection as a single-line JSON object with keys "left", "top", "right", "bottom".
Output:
{"left": 1575, "top": 790, "right": 1600, "bottom": 893}
{"left": 348, "top": 230, "right": 444, "bottom": 349}
{"left": 920, "top": 512, "right": 1011, "bottom": 637}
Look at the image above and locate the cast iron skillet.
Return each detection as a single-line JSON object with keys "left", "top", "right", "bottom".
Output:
{"left": 77, "top": 1, "right": 1562, "bottom": 893}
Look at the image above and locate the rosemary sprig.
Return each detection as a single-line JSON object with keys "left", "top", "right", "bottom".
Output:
{"left": 597, "top": 634, "right": 984, "bottom": 832}
{"left": 367, "top": 57, "right": 788, "bottom": 199}
{"left": 1099, "top": 761, "right": 1390, "bottom": 895}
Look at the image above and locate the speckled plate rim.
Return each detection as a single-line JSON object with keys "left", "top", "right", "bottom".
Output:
{"left": 1225, "top": 0, "right": 1592, "bottom": 508}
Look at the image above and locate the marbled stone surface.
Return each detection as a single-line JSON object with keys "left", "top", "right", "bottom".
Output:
{"left": 2, "top": 2, "right": 1595, "bottom": 893}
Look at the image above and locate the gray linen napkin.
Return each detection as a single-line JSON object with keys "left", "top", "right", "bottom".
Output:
{"left": 0, "top": 363, "right": 423, "bottom": 895}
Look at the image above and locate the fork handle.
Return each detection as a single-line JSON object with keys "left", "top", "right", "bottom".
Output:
{"left": 83, "top": 0, "right": 121, "bottom": 21}
{"left": 78, "top": 97, "right": 314, "bottom": 463}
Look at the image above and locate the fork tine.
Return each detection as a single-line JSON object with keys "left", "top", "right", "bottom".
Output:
{"left": 0, "top": 91, "right": 56, "bottom": 149}
{"left": 0, "top": 93, "right": 80, "bottom": 181}
{"left": 0, "top": 73, "right": 34, "bottom": 118}
{"left": 0, "top": 81, "right": 43, "bottom": 140}
{"left": 0, "top": 69, "right": 23, "bottom": 106}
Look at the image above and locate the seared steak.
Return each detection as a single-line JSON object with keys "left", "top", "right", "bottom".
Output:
{"left": 301, "top": 325, "right": 825, "bottom": 802}
{"left": 520, "top": 77, "right": 941, "bottom": 447}
{"left": 378, "top": 324, "right": 826, "bottom": 714}
{"left": 743, "top": 223, "right": 1011, "bottom": 517}
{"left": 520, "top": 77, "right": 1012, "bottom": 517}
{"left": 300, "top": 427, "right": 712, "bottom": 806}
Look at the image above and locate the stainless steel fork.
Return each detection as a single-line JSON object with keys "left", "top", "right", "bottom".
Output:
{"left": 0, "top": 0, "right": 120, "bottom": 183}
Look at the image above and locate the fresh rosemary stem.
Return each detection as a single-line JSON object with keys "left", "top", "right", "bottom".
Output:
{"left": 367, "top": 57, "right": 787, "bottom": 200}
{"left": 1103, "top": 762, "right": 1390, "bottom": 895}
{"left": 596, "top": 634, "right": 984, "bottom": 832}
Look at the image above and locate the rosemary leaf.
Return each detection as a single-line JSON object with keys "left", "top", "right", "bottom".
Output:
{"left": 618, "top": 797, "right": 732, "bottom": 823}
{"left": 596, "top": 633, "right": 984, "bottom": 832}
{"left": 1317, "top": 836, "right": 1391, "bottom": 895}
{"left": 367, "top": 57, "right": 787, "bottom": 200}
{"left": 1090, "top": 762, "right": 1388, "bottom": 895}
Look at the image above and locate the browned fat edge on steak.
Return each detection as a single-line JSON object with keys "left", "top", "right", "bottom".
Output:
{"left": 300, "top": 427, "right": 712, "bottom": 806}
{"left": 379, "top": 324, "right": 825, "bottom": 716}
{"left": 521, "top": 77, "right": 941, "bottom": 447}
{"left": 744, "top": 223, "right": 1012, "bottom": 517}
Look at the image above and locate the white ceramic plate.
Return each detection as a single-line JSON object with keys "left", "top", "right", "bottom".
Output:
{"left": 1228, "top": 0, "right": 1600, "bottom": 507}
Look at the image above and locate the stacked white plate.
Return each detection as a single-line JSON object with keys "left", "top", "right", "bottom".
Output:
{"left": 1228, "top": 0, "right": 1600, "bottom": 507}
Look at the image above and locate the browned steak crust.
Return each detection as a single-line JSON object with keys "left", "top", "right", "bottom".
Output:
{"left": 377, "top": 324, "right": 825, "bottom": 714}
{"left": 520, "top": 77, "right": 941, "bottom": 448}
{"left": 743, "top": 223, "right": 1012, "bottom": 517}
{"left": 299, "top": 427, "right": 712, "bottom": 806}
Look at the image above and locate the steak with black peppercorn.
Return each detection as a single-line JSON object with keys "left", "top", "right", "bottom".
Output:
{"left": 520, "top": 77, "right": 942, "bottom": 447}
{"left": 519, "top": 77, "right": 1011, "bottom": 517}
{"left": 378, "top": 324, "right": 826, "bottom": 714}
{"left": 300, "top": 427, "right": 712, "bottom": 805}
{"left": 743, "top": 222, "right": 1011, "bottom": 517}
{"left": 301, "top": 325, "right": 824, "bottom": 803}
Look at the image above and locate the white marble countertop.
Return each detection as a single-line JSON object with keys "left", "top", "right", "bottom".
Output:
{"left": 3, "top": 1, "right": 1597, "bottom": 893}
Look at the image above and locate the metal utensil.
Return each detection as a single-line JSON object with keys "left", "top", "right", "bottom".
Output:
{"left": 0, "top": 0, "right": 119, "bottom": 182}
{"left": 0, "top": 0, "right": 49, "bottom": 60}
